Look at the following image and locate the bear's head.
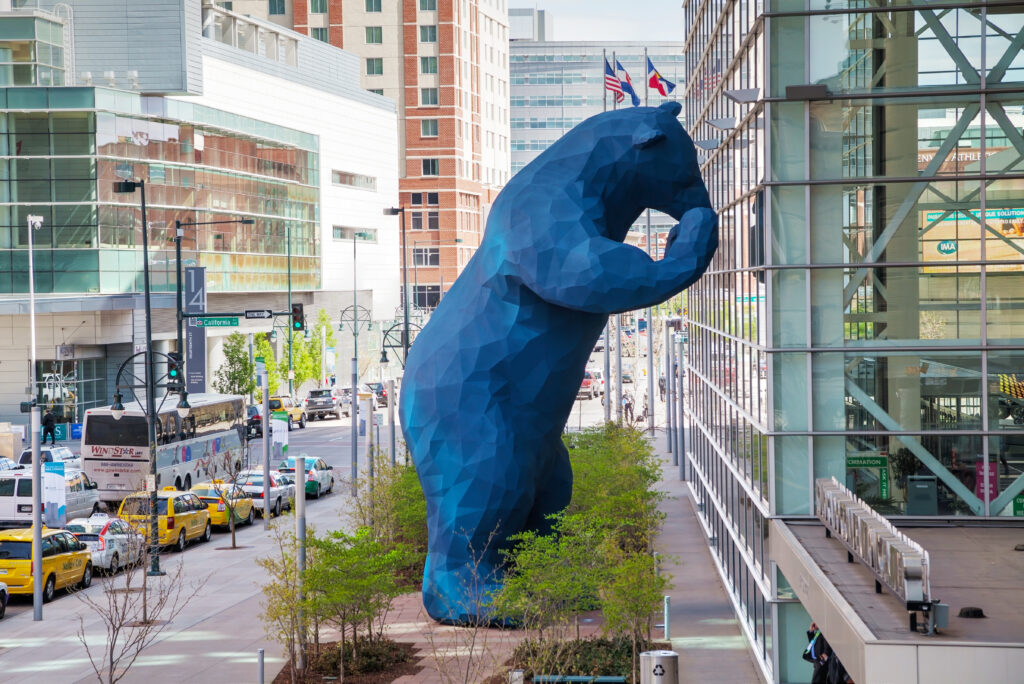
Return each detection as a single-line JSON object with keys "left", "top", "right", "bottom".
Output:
{"left": 624, "top": 101, "right": 707, "bottom": 223}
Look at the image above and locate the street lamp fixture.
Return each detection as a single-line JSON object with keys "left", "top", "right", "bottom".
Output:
{"left": 110, "top": 393, "right": 126, "bottom": 421}
{"left": 379, "top": 349, "right": 389, "bottom": 366}
{"left": 383, "top": 206, "right": 410, "bottom": 365}
{"left": 176, "top": 392, "right": 192, "bottom": 419}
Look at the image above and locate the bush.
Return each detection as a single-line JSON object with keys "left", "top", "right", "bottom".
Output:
{"left": 509, "top": 636, "right": 650, "bottom": 679}
{"left": 310, "top": 637, "right": 411, "bottom": 675}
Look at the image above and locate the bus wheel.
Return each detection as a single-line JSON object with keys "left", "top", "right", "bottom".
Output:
{"left": 183, "top": 475, "right": 191, "bottom": 490}
{"left": 174, "top": 478, "right": 182, "bottom": 491}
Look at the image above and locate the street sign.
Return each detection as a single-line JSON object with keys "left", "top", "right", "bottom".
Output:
{"left": 245, "top": 309, "right": 274, "bottom": 320}
{"left": 196, "top": 317, "right": 239, "bottom": 328}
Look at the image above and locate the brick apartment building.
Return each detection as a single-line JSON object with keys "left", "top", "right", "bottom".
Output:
{"left": 235, "top": 0, "right": 511, "bottom": 311}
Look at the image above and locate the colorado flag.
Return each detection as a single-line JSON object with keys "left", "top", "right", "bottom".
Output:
{"left": 647, "top": 57, "right": 676, "bottom": 97}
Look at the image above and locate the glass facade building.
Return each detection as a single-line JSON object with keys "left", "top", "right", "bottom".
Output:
{"left": 0, "top": 86, "right": 320, "bottom": 295}
{"left": 682, "top": 0, "right": 1024, "bottom": 679}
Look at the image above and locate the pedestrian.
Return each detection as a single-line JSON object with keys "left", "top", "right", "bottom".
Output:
{"left": 42, "top": 408, "right": 56, "bottom": 445}
{"left": 658, "top": 374, "right": 666, "bottom": 400}
{"left": 803, "top": 622, "right": 829, "bottom": 684}
{"left": 623, "top": 393, "right": 634, "bottom": 422}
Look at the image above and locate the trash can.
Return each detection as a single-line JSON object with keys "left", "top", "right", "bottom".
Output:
{"left": 640, "top": 650, "right": 679, "bottom": 684}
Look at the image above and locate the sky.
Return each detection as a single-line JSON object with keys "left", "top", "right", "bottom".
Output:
{"left": 509, "top": 0, "right": 684, "bottom": 42}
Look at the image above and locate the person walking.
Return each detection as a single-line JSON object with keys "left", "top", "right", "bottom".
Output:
{"left": 623, "top": 393, "right": 634, "bottom": 423}
{"left": 41, "top": 408, "right": 56, "bottom": 446}
{"left": 658, "top": 374, "right": 666, "bottom": 401}
{"left": 803, "top": 622, "right": 830, "bottom": 684}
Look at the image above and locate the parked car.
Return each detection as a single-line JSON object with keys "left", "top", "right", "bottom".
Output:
{"left": 269, "top": 396, "right": 307, "bottom": 431}
{"left": 191, "top": 480, "right": 255, "bottom": 528}
{"left": 118, "top": 488, "right": 212, "bottom": 552}
{"left": 278, "top": 456, "right": 335, "bottom": 499}
{"left": 364, "top": 382, "right": 388, "bottom": 408}
{"left": 577, "top": 370, "right": 598, "bottom": 400}
{"left": 0, "top": 527, "right": 92, "bottom": 602}
{"left": 237, "top": 469, "right": 292, "bottom": 518}
{"left": 64, "top": 470, "right": 103, "bottom": 520}
{"left": 589, "top": 369, "right": 606, "bottom": 396}
{"left": 66, "top": 513, "right": 145, "bottom": 573}
{"left": 18, "top": 445, "right": 80, "bottom": 471}
{"left": 0, "top": 458, "right": 20, "bottom": 471}
{"left": 304, "top": 388, "right": 344, "bottom": 421}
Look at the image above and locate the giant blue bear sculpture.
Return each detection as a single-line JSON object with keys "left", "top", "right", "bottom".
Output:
{"left": 398, "top": 101, "right": 718, "bottom": 624}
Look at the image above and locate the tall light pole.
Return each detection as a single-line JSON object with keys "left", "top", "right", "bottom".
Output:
{"left": 25, "top": 213, "right": 43, "bottom": 620}
{"left": 383, "top": 207, "right": 410, "bottom": 364}
{"left": 112, "top": 179, "right": 164, "bottom": 576}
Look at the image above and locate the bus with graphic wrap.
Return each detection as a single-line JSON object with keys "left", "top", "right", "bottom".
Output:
{"left": 81, "top": 394, "right": 246, "bottom": 504}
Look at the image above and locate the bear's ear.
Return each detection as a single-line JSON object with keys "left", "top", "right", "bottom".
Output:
{"left": 633, "top": 122, "right": 664, "bottom": 149}
{"left": 659, "top": 101, "right": 682, "bottom": 117}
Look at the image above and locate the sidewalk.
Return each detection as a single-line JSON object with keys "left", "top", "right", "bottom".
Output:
{"left": 652, "top": 439, "right": 762, "bottom": 682}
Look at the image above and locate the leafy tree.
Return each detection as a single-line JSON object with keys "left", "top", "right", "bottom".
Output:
{"left": 289, "top": 333, "right": 315, "bottom": 392}
{"left": 308, "top": 308, "right": 337, "bottom": 387}
{"left": 347, "top": 448, "right": 428, "bottom": 566}
{"left": 212, "top": 331, "right": 256, "bottom": 397}
{"left": 599, "top": 552, "right": 668, "bottom": 681}
{"left": 256, "top": 521, "right": 308, "bottom": 684}
{"left": 305, "top": 527, "right": 411, "bottom": 682}
{"left": 254, "top": 333, "right": 281, "bottom": 398}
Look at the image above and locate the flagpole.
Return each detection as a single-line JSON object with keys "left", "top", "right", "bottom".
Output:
{"left": 602, "top": 47, "right": 611, "bottom": 424}
{"left": 644, "top": 47, "right": 655, "bottom": 435}
{"left": 612, "top": 50, "right": 623, "bottom": 425}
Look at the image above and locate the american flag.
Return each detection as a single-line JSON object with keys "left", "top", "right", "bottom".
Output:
{"left": 604, "top": 58, "right": 624, "bottom": 104}
{"left": 698, "top": 57, "right": 722, "bottom": 96}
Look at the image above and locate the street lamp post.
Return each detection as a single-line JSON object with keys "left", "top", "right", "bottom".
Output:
{"left": 25, "top": 213, "right": 43, "bottom": 620}
{"left": 382, "top": 207, "right": 410, "bottom": 364}
{"left": 112, "top": 179, "right": 166, "bottom": 576}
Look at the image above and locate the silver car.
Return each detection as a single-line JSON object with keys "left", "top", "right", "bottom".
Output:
{"left": 237, "top": 469, "right": 293, "bottom": 518}
{"left": 66, "top": 514, "right": 145, "bottom": 573}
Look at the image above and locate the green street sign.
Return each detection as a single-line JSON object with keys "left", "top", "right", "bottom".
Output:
{"left": 1014, "top": 495, "right": 1024, "bottom": 517}
{"left": 196, "top": 317, "right": 239, "bottom": 328}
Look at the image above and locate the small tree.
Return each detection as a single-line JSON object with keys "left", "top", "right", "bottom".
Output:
{"left": 290, "top": 333, "right": 316, "bottom": 392}
{"left": 257, "top": 519, "right": 308, "bottom": 684}
{"left": 309, "top": 308, "right": 337, "bottom": 387}
{"left": 599, "top": 552, "right": 668, "bottom": 683}
{"left": 305, "top": 527, "right": 411, "bottom": 682}
{"left": 254, "top": 334, "right": 281, "bottom": 398}
{"left": 75, "top": 548, "right": 198, "bottom": 684}
{"left": 213, "top": 331, "right": 256, "bottom": 397}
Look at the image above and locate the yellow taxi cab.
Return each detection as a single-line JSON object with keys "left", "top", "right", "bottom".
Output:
{"left": 0, "top": 527, "right": 92, "bottom": 602}
{"left": 191, "top": 480, "right": 255, "bottom": 528}
{"left": 118, "top": 487, "right": 212, "bottom": 553}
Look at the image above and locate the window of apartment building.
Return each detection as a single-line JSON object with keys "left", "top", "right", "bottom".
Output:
{"left": 420, "top": 87, "right": 438, "bottom": 105}
{"left": 268, "top": 0, "right": 285, "bottom": 14}
{"left": 419, "top": 0, "right": 436, "bottom": 9}
{"left": 410, "top": 210, "right": 439, "bottom": 230}
{"left": 333, "top": 226, "right": 378, "bottom": 242}
{"left": 365, "top": 0, "right": 381, "bottom": 10}
{"left": 421, "top": 118, "right": 438, "bottom": 137}
{"left": 367, "top": 88, "right": 384, "bottom": 95}
{"left": 366, "top": 57, "right": 383, "bottom": 75}
{"left": 413, "top": 285, "right": 440, "bottom": 309}
{"left": 365, "top": 26, "right": 382, "bottom": 43}
{"left": 420, "top": 25, "right": 437, "bottom": 42}
{"left": 413, "top": 247, "right": 440, "bottom": 266}
{"left": 410, "top": 192, "right": 439, "bottom": 206}
{"left": 422, "top": 158, "right": 439, "bottom": 176}
{"left": 420, "top": 56, "right": 438, "bottom": 74}
{"left": 332, "top": 170, "right": 377, "bottom": 191}
{"left": 310, "top": 0, "right": 327, "bottom": 13}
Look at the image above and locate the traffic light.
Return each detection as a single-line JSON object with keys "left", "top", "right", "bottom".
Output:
{"left": 167, "top": 352, "right": 182, "bottom": 384}
{"left": 291, "top": 303, "right": 305, "bottom": 332}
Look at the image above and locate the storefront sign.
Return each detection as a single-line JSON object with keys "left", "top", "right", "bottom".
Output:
{"left": 846, "top": 455, "right": 889, "bottom": 499}
{"left": 1013, "top": 495, "right": 1024, "bottom": 516}
{"left": 185, "top": 267, "right": 207, "bottom": 394}
{"left": 975, "top": 459, "right": 998, "bottom": 503}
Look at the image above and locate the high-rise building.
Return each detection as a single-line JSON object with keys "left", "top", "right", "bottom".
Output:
{"left": 509, "top": 40, "right": 685, "bottom": 246}
{"left": 0, "top": 1, "right": 399, "bottom": 422}
{"left": 238, "top": 0, "right": 511, "bottom": 311}
{"left": 682, "top": 0, "right": 1024, "bottom": 680}
{"left": 508, "top": 6, "right": 550, "bottom": 41}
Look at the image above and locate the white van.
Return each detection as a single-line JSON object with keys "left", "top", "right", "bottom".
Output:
{"left": 0, "top": 470, "right": 97, "bottom": 528}
{"left": 18, "top": 446, "right": 80, "bottom": 472}
{"left": 63, "top": 470, "right": 102, "bottom": 521}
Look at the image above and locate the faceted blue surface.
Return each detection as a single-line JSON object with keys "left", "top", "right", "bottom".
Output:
{"left": 399, "top": 102, "right": 718, "bottom": 624}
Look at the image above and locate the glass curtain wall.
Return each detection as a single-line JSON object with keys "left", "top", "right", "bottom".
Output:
{"left": 685, "top": 0, "right": 1024, "bottom": 680}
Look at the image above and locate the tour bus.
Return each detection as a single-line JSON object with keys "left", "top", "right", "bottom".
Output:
{"left": 81, "top": 393, "right": 246, "bottom": 505}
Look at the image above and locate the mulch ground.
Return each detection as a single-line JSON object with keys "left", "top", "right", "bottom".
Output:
{"left": 272, "top": 641, "right": 424, "bottom": 683}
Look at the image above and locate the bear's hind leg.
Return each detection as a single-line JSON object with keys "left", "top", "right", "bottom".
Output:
{"left": 419, "top": 442, "right": 536, "bottom": 625}
{"left": 524, "top": 438, "right": 573, "bottom": 535}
